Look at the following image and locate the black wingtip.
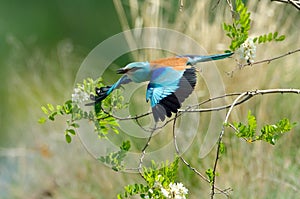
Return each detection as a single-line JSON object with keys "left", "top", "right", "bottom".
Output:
{"left": 152, "top": 67, "right": 197, "bottom": 122}
{"left": 152, "top": 105, "right": 166, "bottom": 122}
{"left": 85, "top": 85, "right": 112, "bottom": 106}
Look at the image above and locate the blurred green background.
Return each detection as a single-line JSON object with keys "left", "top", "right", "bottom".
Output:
{"left": 1, "top": 0, "right": 300, "bottom": 198}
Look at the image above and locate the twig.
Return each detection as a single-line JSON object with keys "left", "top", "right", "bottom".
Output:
{"left": 172, "top": 113, "right": 231, "bottom": 198}
{"left": 190, "top": 92, "right": 244, "bottom": 108}
{"left": 212, "top": 0, "right": 235, "bottom": 18}
{"left": 238, "top": 48, "right": 300, "bottom": 68}
{"left": 288, "top": 0, "right": 300, "bottom": 9}
{"left": 211, "top": 92, "right": 249, "bottom": 198}
{"left": 209, "top": 88, "right": 300, "bottom": 198}
{"left": 101, "top": 108, "right": 152, "bottom": 121}
{"left": 212, "top": 0, "right": 222, "bottom": 10}
{"left": 271, "top": 0, "right": 300, "bottom": 10}
{"left": 226, "top": 0, "right": 235, "bottom": 16}
{"left": 102, "top": 89, "right": 300, "bottom": 128}
{"left": 135, "top": 117, "right": 154, "bottom": 133}
{"left": 227, "top": 123, "right": 250, "bottom": 142}
{"left": 138, "top": 123, "right": 157, "bottom": 179}
{"left": 179, "top": 0, "right": 184, "bottom": 11}
{"left": 172, "top": 114, "right": 208, "bottom": 182}
{"left": 180, "top": 94, "right": 253, "bottom": 113}
{"left": 98, "top": 88, "right": 300, "bottom": 196}
{"left": 226, "top": 48, "right": 300, "bottom": 75}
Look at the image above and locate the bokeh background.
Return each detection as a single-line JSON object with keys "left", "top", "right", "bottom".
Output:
{"left": 0, "top": 0, "right": 299, "bottom": 198}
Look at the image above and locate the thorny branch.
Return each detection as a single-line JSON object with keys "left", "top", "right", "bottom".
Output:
{"left": 228, "top": 48, "right": 300, "bottom": 76}
{"left": 210, "top": 89, "right": 300, "bottom": 198}
{"left": 103, "top": 89, "right": 300, "bottom": 198}
{"left": 137, "top": 123, "right": 157, "bottom": 180}
{"left": 240, "top": 48, "right": 300, "bottom": 67}
{"left": 271, "top": 0, "right": 300, "bottom": 10}
{"left": 213, "top": 0, "right": 234, "bottom": 16}
{"left": 97, "top": 49, "right": 300, "bottom": 198}
{"left": 172, "top": 113, "right": 232, "bottom": 198}
{"left": 210, "top": 91, "right": 248, "bottom": 198}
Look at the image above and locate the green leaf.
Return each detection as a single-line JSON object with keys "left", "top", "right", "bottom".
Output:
{"left": 267, "top": 33, "right": 273, "bottom": 41}
{"left": 231, "top": 111, "right": 296, "bottom": 144}
{"left": 117, "top": 194, "right": 123, "bottom": 199}
{"left": 255, "top": 32, "right": 285, "bottom": 44}
{"left": 233, "top": 110, "right": 257, "bottom": 140}
{"left": 222, "top": 0, "right": 251, "bottom": 51}
{"left": 65, "top": 133, "right": 72, "bottom": 143}
{"left": 219, "top": 142, "right": 226, "bottom": 155}
{"left": 273, "top": 31, "right": 278, "bottom": 39}
{"left": 205, "top": 168, "right": 214, "bottom": 184}
{"left": 67, "top": 129, "right": 76, "bottom": 135}
{"left": 56, "top": 105, "right": 64, "bottom": 114}
{"left": 98, "top": 141, "right": 132, "bottom": 172}
{"left": 258, "top": 118, "right": 296, "bottom": 145}
{"left": 260, "top": 35, "right": 267, "bottom": 43}
{"left": 247, "top": 110, "right": 257, "bottom": 137}
{"left": 70, "top": 122, "right": 80, "bottom": 128}
{"left": 63, "top": 100, "right": 73, "bottom": 114}
{"left": 258, "top": 35, "right": 263, "bottom": 43}
{"left": 47, "top": 103, "right": 55, "bottom": 112}
{"left": 120, "top": 140, "right": 131, "bottom": 151}
{"left": 142, "top": 158, "right": 179, "bottom": 187}
{"left": 38, "top": 117, "right": 47, "bottom": 124}
{"left": 275, "top": 35, "right": 285, "bottom": 41}
{"left": 48, "top": 111, "right": 58, "bottom": 121}
{"left": 41, "top": 106, "right": 49, "bottom": 115}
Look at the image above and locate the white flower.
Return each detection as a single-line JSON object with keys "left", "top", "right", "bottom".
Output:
{"left": 72, "top": 87, "right": 90, "bottom": 104}
{"left": 237, "top": 38, "right": 257, "bottom": 64}
{"left": 161, "top": 187, "right": 170, "bottom": 198}
{"left": 169, "top": 182, "right": 188, "bottom": 199}
{"left": 160, "top": 182, "right": 188, "bottom": 199}
{"left": 154, "top": 181, "right": 162, "bottom": 188}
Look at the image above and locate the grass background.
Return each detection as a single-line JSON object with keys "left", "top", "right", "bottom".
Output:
{"left": 0, "top": 0, "right": 299, "bottom": 198}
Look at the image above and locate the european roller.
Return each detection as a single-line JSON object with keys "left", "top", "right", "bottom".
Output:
{"left": 89, "top": 52, "right": 233, "bottom": 122}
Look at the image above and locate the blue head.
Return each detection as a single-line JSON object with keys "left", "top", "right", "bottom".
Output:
{"left": 117, "top": 62, "right": 151, "bottom": 83}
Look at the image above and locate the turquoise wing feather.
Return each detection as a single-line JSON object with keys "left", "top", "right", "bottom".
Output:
{"left": 146, "top": 67, "right": 196, "bottom": 121}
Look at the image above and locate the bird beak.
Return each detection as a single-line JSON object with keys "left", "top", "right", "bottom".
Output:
{"left": 117, "top": 68, "right": 128, "bottom": 74}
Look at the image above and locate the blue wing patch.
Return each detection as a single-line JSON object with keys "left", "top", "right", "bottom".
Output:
{"left": 146, "top": 84, "right": 179, "bottom": 106}
{"left": 146, "top": 67, "right": 197, "bottom": 122}
{"left": 107, "top": 75, "right": 132, "bottom": 95}
{"left": 150, "top": 67, "right": 184, "bottom": 84}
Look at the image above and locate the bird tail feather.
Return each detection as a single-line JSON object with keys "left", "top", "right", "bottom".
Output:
{"left": 208, "top": 52, "right": 234, "bottom": 60}
{"left": 183, "top": 52, "right": 233, "bottom": 65}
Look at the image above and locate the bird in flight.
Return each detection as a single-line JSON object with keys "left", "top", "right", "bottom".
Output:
{"left": 87, "top": 52, "right": 233, "bottom": 122}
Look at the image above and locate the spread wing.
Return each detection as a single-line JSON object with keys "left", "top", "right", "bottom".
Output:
{"left": 146, "top": 62, "right": 197, "bottom": 122}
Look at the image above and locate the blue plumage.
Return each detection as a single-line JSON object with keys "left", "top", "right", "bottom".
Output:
{"left": 87, "top": 52, "right": 233, "bottom": 121}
